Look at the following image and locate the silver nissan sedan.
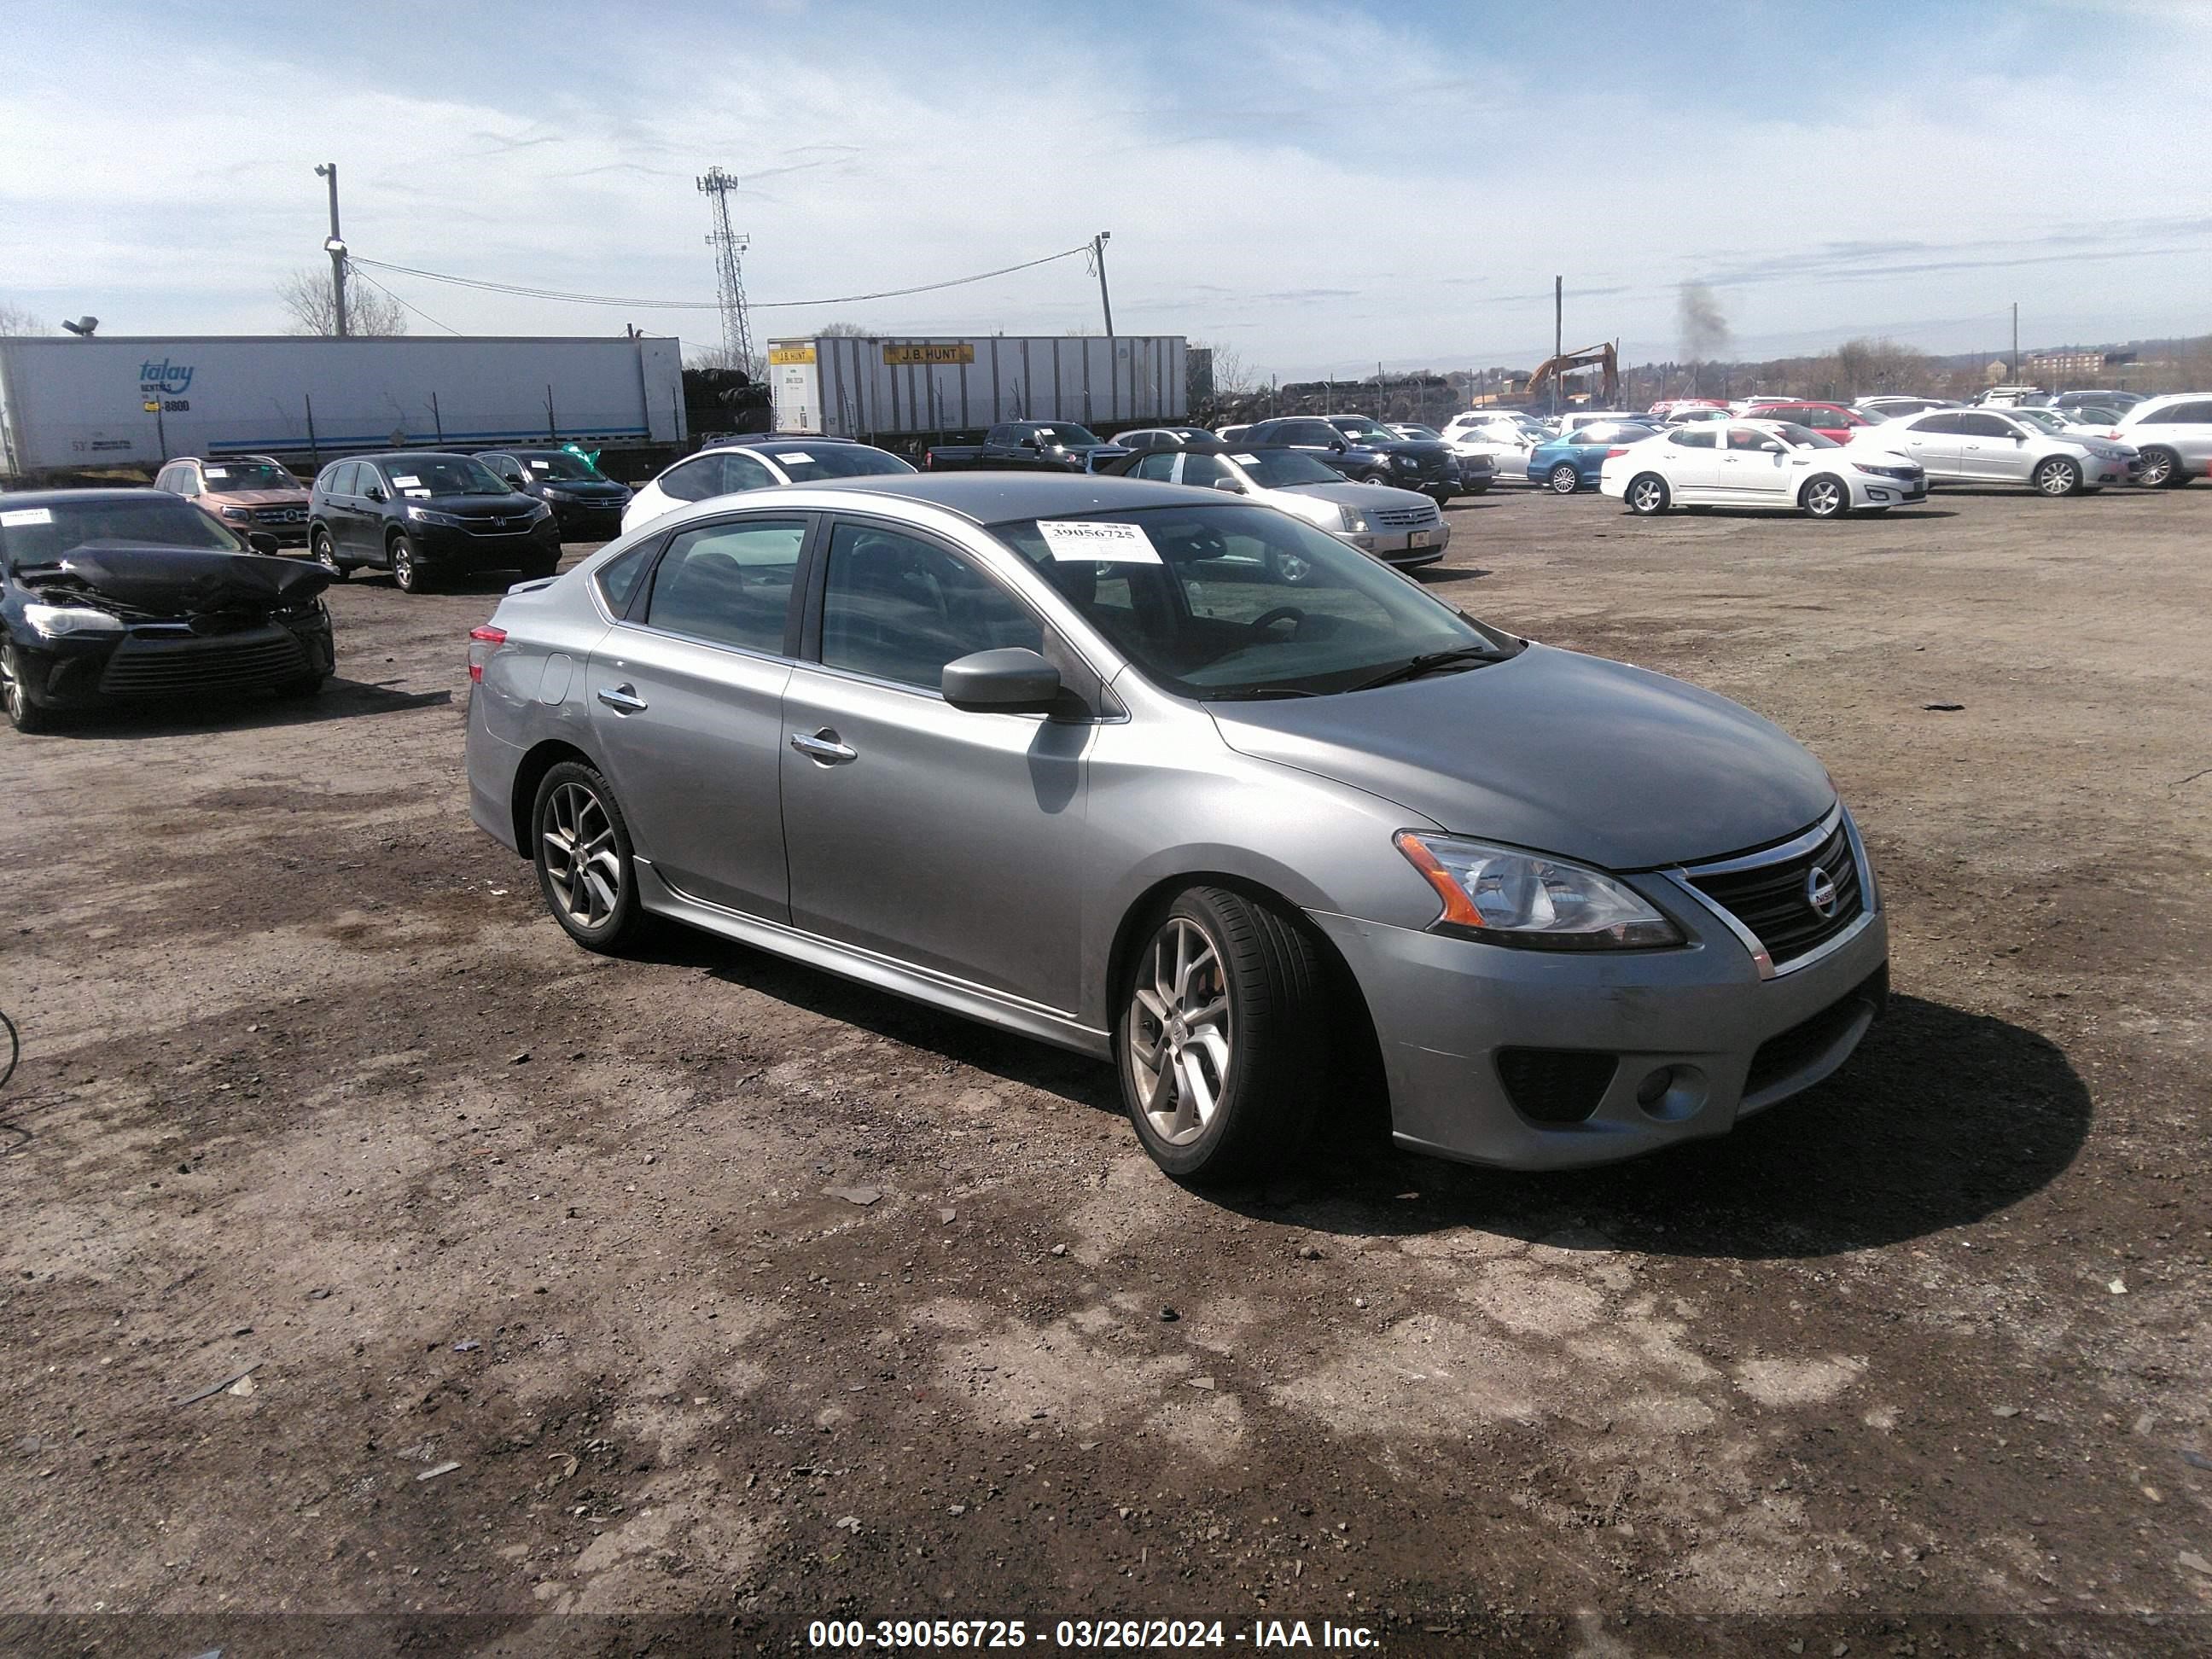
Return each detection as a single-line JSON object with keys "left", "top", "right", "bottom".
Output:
{"left": 465, "top": 474, "right": 1888, "bottom": 1181}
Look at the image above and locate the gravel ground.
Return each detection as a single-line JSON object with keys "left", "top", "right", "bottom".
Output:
{"left": 3, "top": 479, "right": 2209, "bottom": 1657}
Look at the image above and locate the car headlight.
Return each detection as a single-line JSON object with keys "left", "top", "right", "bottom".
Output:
{"left": 1338, "top": 505, "right": 1376, "bottom": 533}
{"left": 22, "top": 602, "right": 125, "bottom": 637}
{"left": 2087, "top": 443, "right": 2124, "bottom": 460}
{"left": 218, "top": 505, "right": 251, "bottom": 520}
{"left": 1391, "top": 454, "right": 1417, "bottom": 469}
{"left": 1851, "top": 462, "right": 1912, "bottom": 480}
{"left": 405, "top": 505, "right": 463, "bottom": 527}
{"left": 527, "top": 500, "right": 554, "bottom": 521}
{"left": 1394, "top": 831, "right": 1683, "bottom": 950}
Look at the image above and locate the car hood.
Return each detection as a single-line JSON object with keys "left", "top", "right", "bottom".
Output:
{"left": 533, "top": 478, "right": 630, "bottom": 497}
{"left": 1275, "top": 480, "right": 1437, "bottom": 510}
{"left": 1208, "top": 643, "right": 1835, "bottom": 870}
{"left": 407, "top": 492, "right": 539, "bottom": 513}
{"left": 204, "top": 488, "right": 311, "bottom": 507}
{"left": 15, "top": 543, "right": 332, "bottom": 613}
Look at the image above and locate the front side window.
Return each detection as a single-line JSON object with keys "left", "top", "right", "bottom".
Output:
{"left": 1179, "top": 453, "right": 1231, "bottom": 487}
{"left": 818, "top": 522, "right": 1042, "bottom": 691}
{"left": 1237, "top": 451, "right": 1346, "bottom": 488}
{"left": 1132, "top": 452, "right": 1177, "bottom": 481}
{"left": 1910, "top": 413, "right": 1963, "bottom": 435}
{"left": 643, "top": 519, "right": 805, "bottom": 653}
{"left": 993, "top": 504, "right": 1516, "bottom": 701}
{"left": 1726, "top": 428, "right": 1775, "bottom": 451}
{"left": 1668, "top": 428, "right": 1718, "bottom": 449}
{"left": 1959, "top": 414, "right": 2017, "bottom": 439}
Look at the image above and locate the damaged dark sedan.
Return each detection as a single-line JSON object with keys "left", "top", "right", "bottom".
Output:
{"left": 1, "top": 490, "right": 335, "bottom": 733}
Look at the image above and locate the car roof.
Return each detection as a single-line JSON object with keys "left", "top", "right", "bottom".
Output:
{"left": 0, "top": 486, "right": 176, "bottom": 506}
{"left": 345, "top": 451, "right": 477, "bottom": 465}
{"left": 766, "top": 472, "right": 1204, "bottom": 527}
{"left": 705, "top": 438, "right": 876, "bottom": 455}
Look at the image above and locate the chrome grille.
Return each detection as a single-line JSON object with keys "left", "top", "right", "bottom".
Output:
{"left": 1685, "top": 819, "right": 1863, "bottom": 967}
{"left": 1374, "top": 505, "right": 1440, "bottom": 528}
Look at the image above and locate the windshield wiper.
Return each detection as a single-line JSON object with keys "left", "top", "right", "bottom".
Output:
{"left": 1199, "top": 685, "right": 1323, "bottom": 701}
{"left": 1348, "top": 645, "right": 1501, "bottom": 692}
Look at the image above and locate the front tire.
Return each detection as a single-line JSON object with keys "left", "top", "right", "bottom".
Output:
{"left": 388, "top": 534, "right": 431, "bottom": 593}
{"left": 2034, "top": 456, "right": 2082, "bottom": 497}
{"left": 1801, "top": 474, "right": 1850, "bottom": 519}
{"left": 2137, "top": 446, "right": 2185, "bottom": 488}
{"left": 1626, "top": 474, "right": 1669, "bottom": 515}
{"left": 1548, "top": 463, "right": 1580, "bottom": 494}
{"left": 532, "top": 761, "right": 650, "bottom": 953}
{"left": 311, "top": 528, "right": 346, "bottom": 579}
{"left": 2, "top": 643, "right": 56, "bottom": 733}
{"left": 1116, "top": 887, "right": 1327, "bottom": 1183}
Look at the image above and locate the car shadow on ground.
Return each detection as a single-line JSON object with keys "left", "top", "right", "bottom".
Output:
{"left": 1260, "top": 992, "right": 2091, "bottom": 1260}
{"left": 622, "top": 922, "right": 2090, "bottom": 1261}
{"left": 38, "top": 678, "right": 451, "bottom": 740}
{"left": 1641, "top": 506, "right": 1959, "bottom": 522}
{"left": 1417, "top": 567, "right": 1494, "bottom": 585}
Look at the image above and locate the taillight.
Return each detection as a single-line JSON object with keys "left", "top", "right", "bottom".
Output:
{"left": 1604, "top": 447, "right": 1630, "bottom": 458}
{"left": 468, "top": 624, "right": 506, "bottom": 684}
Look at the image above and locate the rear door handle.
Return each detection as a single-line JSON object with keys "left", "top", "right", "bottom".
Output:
{"left": 597, "top": 684, "right": 647, "bottom": 713}
{"left": 789, "top": 729, "right": 858, "bottom": 765}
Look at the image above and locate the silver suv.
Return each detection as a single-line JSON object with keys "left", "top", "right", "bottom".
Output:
{"left": 466, "top": 474, "right": 1887, "bottom": 1181}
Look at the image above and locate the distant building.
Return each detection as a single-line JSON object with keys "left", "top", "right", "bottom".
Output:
{"left": 2024, "top": 349, "right": 2110, "bottom": 380}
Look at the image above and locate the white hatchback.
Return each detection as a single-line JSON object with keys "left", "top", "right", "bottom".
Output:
{"left": 1601, "top": 420, "right": 1924, "bottom": 519}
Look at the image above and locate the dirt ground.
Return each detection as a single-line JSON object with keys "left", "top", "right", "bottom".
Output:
{"left": 3, "top": 478, "right": 2209, "bottom": 1658}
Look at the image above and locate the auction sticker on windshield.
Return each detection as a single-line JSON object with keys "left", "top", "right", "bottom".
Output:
{"left": 1232, "top": 453, "right": 1260, "bottom": 463}
{"left": 0, "top": 508, "right": 54, "bottom": 527}
{"left": 1037, "top": 521, "right": 1161, "bottom": 564}
{"left": 777, "top": 452, "right": 815, "bottom": 465}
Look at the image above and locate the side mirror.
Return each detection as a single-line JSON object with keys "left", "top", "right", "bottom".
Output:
{"left": 1329, "top": 439, "right": 1347, "bottom": 452}
{"left": 1211, "top": 477, "right": 1244, "bottom": 493}
{"left": 364, "top": 484, "right": 387, "bottom": 502}
{"left": 247, "top": 531, "right": 281, "bottom": 555}
{"left": 1759, "top": 441, "right": 1785, "bottom": 454}
{"left": 941, "top": 646, "right": 1061, "bottom": 714}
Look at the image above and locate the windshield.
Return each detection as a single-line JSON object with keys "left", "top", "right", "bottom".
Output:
{"left": 765, "top": 445, "right": 916, "bottom": 481}
{"left": 1234, "top": 450, "right": 1345, "bottom": 488}
{"left": 0, "top": 496, "right": 246, "bottom": 568}
{"left": 1773, "top": 423, "right": 1842, "bottom": 450}
{"left": 1394, "top": 425, "right": 1446, "bottom": 441}
{"left": 381, "top": 457, "right": 509, "bottom": 497}
{"left": 201, "top": 460, "right": 300, "bottom": 492}
{"left": 992, "top": 504, "right": 1518, "bottom": 700}
{"left": 1032, "top": 425, "right": 1102, "bottom": 447}
{"left": 1329, "top": 419, "right": 1395, "bottom": 443}
{"left": 518, "top": 452, "right": 605, "bottom": 481}
{"left": 2007, "top": 409, "right": 2071, "bottom": 433}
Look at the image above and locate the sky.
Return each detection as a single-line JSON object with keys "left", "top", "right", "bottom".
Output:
{"left": 3, "top": 0, "right": 2209, "bottom": 381}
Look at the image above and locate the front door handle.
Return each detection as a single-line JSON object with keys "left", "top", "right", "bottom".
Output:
{"left": 789, "top": 729, "right": 858, "bottom": 765}
{"left": 597, "top": 684, "right": 648, "bottom": 713}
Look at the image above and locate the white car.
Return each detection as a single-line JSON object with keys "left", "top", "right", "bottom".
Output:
{"left": 1437, "top": 412, "right": 1538, "bottom": 480}
{"left": 1121, "top": 444, "right": 1449, "bottom": 567}
{"left": 1661, "top": 405, "right": 1732, "bottom": 426}
{"left": 1600, "top": 419, "right": 1924, "bottom": 519}
{"left": 1554, "top": 409, "right": 1644, "bottom": 437}
{"left": 1854, "top": 408, "right": 2137, "bottom": 496}
{"left": 2114, "top": 393, "right": 2212, "bottom": 488}
{"left": 621, "top": 439, "right": 914, "bottom": 533}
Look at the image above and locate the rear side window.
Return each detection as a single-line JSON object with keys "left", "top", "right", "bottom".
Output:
{"left": 1132, "top": 453, "right": 1177, "bottom": 481}
{"left": 593, "top": 541, "right": 656, "bottom": 614}
{"left": 643, "top": 519, "right": 806, "bottom": 654}
{"left": 721, "top": 452, "right": 779, "bottom": 491}
{"left": 2153, "top": 400, "right": 2212, "bottom": 424}
{"left": 1909, "top": 414, "right": 1962, "bottom": 435}
{"left": 818, "top": 522, "right": 1041, "bottom": 691}
{"left": 657, "top": 455, "right": 723, "bottom": 503}
{"left": 1959, "top": 414, "right": 2015, "bottom": 438}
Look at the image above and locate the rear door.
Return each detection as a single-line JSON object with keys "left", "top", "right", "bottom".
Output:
{"left": 778, "top": 515, "right": 1091, "bottom": 1011}
{"left": 584, "top": 513, "right": 810, "bottom": 920}
{"left": 1887, "top": 413, "right": 1963, "bottom": 479}
{"left": 1658, "top": 427, "right": 1721, "bottom": 498}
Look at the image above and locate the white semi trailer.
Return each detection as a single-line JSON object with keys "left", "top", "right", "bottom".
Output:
{"left": 768, "top": 334, "right": 1188, "bottom": 441}
{"left": 0, "top": 334, "right": 687, "bottom": 482}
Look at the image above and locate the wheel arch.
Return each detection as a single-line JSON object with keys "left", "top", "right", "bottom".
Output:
{"left": 509, "top": 737, "right": 599, "bottom": 856}
{"left": 1799, "top": 471, "right": 1850, "bottom": 510}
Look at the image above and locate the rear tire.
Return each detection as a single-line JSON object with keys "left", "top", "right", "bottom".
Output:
{"left": 1548, "top": 463, "right": 1580, "bottom": 494}
{"left": 531, "top": 761, "right": 651, "bottom": 954}
{"left": 1801, "top": 474, "right": 1850, "bottom": 518}
{"left": 1626, "top": 474, "right": 1669, "bottom": 515}
{"left": 2034, "top": 456, "right": 2082, "bottom": 497}
{"left": 1116, "top": 886, "right": 1328, "bottom": 1184}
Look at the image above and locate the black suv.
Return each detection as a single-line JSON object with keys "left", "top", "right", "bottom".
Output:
{"left": 477, "top": 448, "right": 633, "bottom": 539}
{"left": 309, "top": 452, "right": 560, "bottom": 593}
{"left": 1242, "top": 415, "right": 1459, "bottom": 504}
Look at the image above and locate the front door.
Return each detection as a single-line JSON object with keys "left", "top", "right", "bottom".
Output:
{"left": 779, "top": 516, "right": 1091, "bottom": 1012}
{"left": 585, "top": 514, "right": 807, "bottom": 919}
{"left": 1957, "top": 412, "right": 2030, "bottom": 481}
{"left": 1718, "top": 425, "right": 1791, "bottom": 500}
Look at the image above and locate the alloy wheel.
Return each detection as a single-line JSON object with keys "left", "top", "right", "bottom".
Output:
{"left": 1805, "top": 478, "right": 1845, "bottom": 517}
{"left": 1549, "top": 464, "right": 1579, "bottom": 494}
{"left": 540, "top": 780, "right": 624, "bottom": 929}
{"left": 391, "top": 542, "right": 416, "bottom": 591}
{"left": 2139, "top": 451, "right": 2174, "bottom": 487}
{"left": 2, "top": 646, "right": 26, "bottom": 725}
{"left": 1126, "top": 916, "right": 1233, "bottom": 1147}
{"left": 2035, "top": 459, "right": 2077, "bottom": 497}
{"left": 313, "top": 533, "right": 341, "bottom": 577}
{"left": 1629, "top": 477, "right": 1666, "bottom": 514}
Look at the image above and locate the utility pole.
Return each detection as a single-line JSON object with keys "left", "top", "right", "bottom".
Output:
{"left": 696, "top": 168, "right": 756, "bottom": 375}
{"left": 314, "top": 163, "right": 347, "bottom": 338}
{"left": 1552, "top": 275, "right": 1563, "bottom": 416}
{"left": 2011, "top": 301, "right": 2020, "bottom": 381}
{"left": 1089, "top": 231, "right": 1115, "bottom": 335}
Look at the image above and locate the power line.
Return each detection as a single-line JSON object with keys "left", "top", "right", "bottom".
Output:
{"left": 346, "top": 243, "right": 1095, "bottom": 314}
{"left": 346, "top": 264, "right": 462, "bottom": 335}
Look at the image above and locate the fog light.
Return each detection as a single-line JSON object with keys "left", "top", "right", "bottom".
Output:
{"left": 1634, "top": 1063, "right": 1708, "bottom": 1123}
{"left": 1636, "top": 1067, "right": 1674, "bottom": 1107}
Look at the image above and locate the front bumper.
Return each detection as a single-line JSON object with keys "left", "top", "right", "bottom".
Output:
{"left": 1344, "top": 522, "right": 1451, "bottom": 562}
{"left": 9, "top": 615, "right": 334, "bottom": 711}
{"left": 1310, "top": 871, "right": 1889, "bottom": 1170}
{"left": 410, "top": 520, "right": 562, "bottom": 570}
{"left": 544, "top": 498, "right": 630, "bottom": 537}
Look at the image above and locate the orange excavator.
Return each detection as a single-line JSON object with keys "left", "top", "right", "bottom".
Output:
{"left": 1524, "top": 341, "right": 1619, "bottom": 407}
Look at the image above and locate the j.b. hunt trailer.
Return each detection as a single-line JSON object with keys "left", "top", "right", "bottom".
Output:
{"left": 0, "top": 334, "right": 687, "bottom": 483}
{"left": 769, "top": 334, "right": 1188, "bottom": 441}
